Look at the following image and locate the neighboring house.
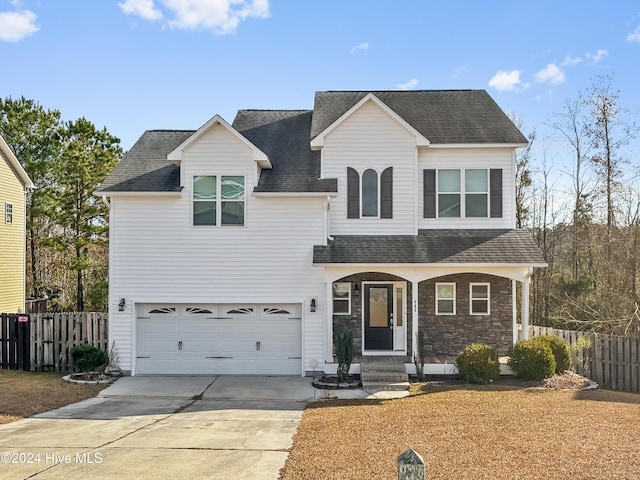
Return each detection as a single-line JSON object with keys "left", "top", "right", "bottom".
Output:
{"left": 0, "top": 134, "right": 34, "bottom": 313}
{"left": 97, "top": 90, "right": 546, "bottom": 376}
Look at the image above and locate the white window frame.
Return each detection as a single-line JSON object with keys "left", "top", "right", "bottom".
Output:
{"left": 436, "top": 168, "right": 489, "bottom": 219}
{"left": 470, "top": 282, "right": 490, "bottom": 315}
{"left": 360, "top": 168, "right": 380, "bottom": 218}
{"left": 192, "top": 175, "right": 245, "bottom": 227}
{"left": 435, "top": 282, "right": 456, "bottom": 315}
{"left": 5, "top": 203, "right": 12, "bottom": 224}
{"left": 332, "top": 282, "right": 351, "bottom": 315}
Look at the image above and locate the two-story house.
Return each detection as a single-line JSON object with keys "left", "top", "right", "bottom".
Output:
{"left": 0, "top": 134, "right": 34, "bottom": 313}
{"left": 96, "top": 90, "right": 546, "bottom": 376}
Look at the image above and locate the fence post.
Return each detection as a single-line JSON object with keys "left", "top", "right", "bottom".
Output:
{"left": 398, "top": 448, "right": 424, "bottom": 480}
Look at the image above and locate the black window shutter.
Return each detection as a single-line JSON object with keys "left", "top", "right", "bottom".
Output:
{"left": 490, "top": 168, "right": 503, "bottom": 218}
{"left": 380, "top": 167, "right": 393, "bottom": 219}
{"left": 423, "top": 169, "right": 436, "bottom": 218}
{"left": 347, "top": 167, "right": 360, "bottom": 219}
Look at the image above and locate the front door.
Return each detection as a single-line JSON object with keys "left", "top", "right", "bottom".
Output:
{"left": 364, "top": 284, "right": 393, "bottom": 350}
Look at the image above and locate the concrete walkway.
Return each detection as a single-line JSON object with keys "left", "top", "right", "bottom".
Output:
{"left": 0, "top": 376, "right": 316, "bottom": 480}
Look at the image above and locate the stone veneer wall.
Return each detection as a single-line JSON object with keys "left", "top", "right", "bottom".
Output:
{"left": 419, "top": 274, "right": 513, "bottom": 356}
{"left": 332, "top": 272, "right": 413, "bottom": 356}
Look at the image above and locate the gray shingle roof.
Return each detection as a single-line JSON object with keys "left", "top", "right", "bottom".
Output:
{"left": 96, "top": 130, "right": 194, "bottom": 193}
{"left": 310, "top": 90, "right": 527, "bottom": 145}
{"left": 313, "top": 229, "right": 546, "bottom": 265}
{"left": 232, "top": 110, "right": 337, "bottom": 193}
{"left": 98, "top": 90, "right": 527, "bottom": 193}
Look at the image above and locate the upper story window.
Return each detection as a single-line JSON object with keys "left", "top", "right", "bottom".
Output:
{"left": 424, "top": 168, "right": 502, "bottom": 219}
{"left": 193, "top": 175, "right": 244, "bottom": 226}
{"left": 5, "top": 203, "right": 13, "bottom": 224}
{"left": 347, "top": 167, "right": 393, "bottom": 219}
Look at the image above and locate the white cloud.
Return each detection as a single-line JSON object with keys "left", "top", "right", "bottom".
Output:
{"left": 0, "top": 9, "right": 38, "bottom": 42}
{"left": 397, "top": 78, "right": 418, "bottom": 90}
{"left": 488, "top": 70, "right": 523, "bottom": 91}
{"left": 452, "top": 65, "right": 467, "bottom": 78}
{"left": 119, "top": 0, "right": 163, "bottom": 21}
{"left": 119, "top": 0, "right": 270, "bottom": 34}
{"left": 350, "top": 42, "right": 368, "bottom": 54}
{"left": 560, "top": 55, "right": 583, "bottom": 66}
{"left": 535, "top": 63, "right": 565, "bottom": 85}
{"left": 627, "top": 25, "right": 640, "bottom": 42}
{"left": 586, "top": 49, "right": 608, "bottom": 63}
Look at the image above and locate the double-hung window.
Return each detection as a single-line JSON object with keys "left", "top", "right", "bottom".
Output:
{"left": 5, "top": 203, "right": 13, "bottom": 224}
{"left": 424, "top": 168, "right": 502, "bottom": 219}
{"left": 435, "top": 283, "right": 456, "bottom": 315}
{"left": 470, "top": 283, "right": 490, "bottom": 315}
{"left": 193, "top": 175, "right": 244, "bottom": 226}
{"left": 332, "top": 282, "right": 351, "bottom": 315}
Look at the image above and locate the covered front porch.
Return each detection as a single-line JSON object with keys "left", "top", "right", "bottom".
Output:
{"left": 319, "top": 265, "right": 535, "bottom": 376}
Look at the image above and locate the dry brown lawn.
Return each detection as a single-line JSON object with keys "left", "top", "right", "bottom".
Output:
{"left": 0, "top": 370, "right": 105, "bottom": 424}
{"left": 281, "top": 383, "right": 640, "bottom": 480}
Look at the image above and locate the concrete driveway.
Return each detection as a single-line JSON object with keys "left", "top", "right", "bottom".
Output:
{"left": 0, "top": 376, "right": 317, "bottom": 480}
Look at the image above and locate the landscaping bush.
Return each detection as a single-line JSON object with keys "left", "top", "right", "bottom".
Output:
{"left": 455, "top": 343, "right": 500, "bottom": 384}
{"left": 70, "top": 344, "right": 108, "bottom": 372}
{"left": 336, "top": 331, "right": 353, "bottom": 382}
{"left": 507, "top": 339, "right": 556, "bottom": 381}
{"left": 532, "top": 335, "right": 571, "bottom": 374}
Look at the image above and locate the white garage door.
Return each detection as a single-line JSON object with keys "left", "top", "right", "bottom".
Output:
{"left": 136, "top": 304, "right": 302, "bottom": 375}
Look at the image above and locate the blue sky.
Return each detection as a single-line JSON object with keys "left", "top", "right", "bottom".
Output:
{"left": 1, "top": 0, "right": 639, "bottom": 164}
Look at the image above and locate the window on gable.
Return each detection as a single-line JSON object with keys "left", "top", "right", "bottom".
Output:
{"left": 221, "top": 176, "right": 245, "bottom": 225}
{"left": 470, "top": 283, "right": 490, "bottom": 315}
{"left": 347, "top": 167, "right": 393, "bottom": 219}
{"left": 424, "top": 168, "right": 502, "bottom": 219}
{"left": 193, "top": 175, "right": 244, "bottom": 226}
{"left": 193, "top": 176, "right": 216, "bottom": 225}
{"left": 435, "top": 282, "right": 456, "bottom": 315}
{"left": 362, "top": 169, "right": 379, "bottom": 217}
{"left": 5, "top": 203, "right": 13, "bottom": 224}
{"left": 332, "top": 282, "right": 351, "bottom": 315}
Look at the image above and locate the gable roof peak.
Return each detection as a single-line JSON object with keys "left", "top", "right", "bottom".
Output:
{"left": 166, "top": 114, "right": 271, "bottom": 168}
{"left": 310, "top": 92, "right": 430, "bottom": 149}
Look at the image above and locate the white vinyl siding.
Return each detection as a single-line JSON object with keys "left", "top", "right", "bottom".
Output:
{"left": 108, "top": 123, "right": 327, "bottom": 374}
{"left": 323, "top": 100, "right": 416, "bottom": 235}
{"left": 419, "top": 148, "right": 515, "bottom": 229}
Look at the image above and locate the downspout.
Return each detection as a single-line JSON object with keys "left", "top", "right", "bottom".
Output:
{"left": 101, "top": 195, "right": 110, "bottom": 210}
{"left": 326, "top": 196, "right": 333, "bottom": 242}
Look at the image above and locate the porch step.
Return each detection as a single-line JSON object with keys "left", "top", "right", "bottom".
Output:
{"left": 360, "top": 358, "right": 410, "bottom": 392}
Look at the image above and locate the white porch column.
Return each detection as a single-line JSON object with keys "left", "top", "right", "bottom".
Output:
{"left": 521, "top": 274, "right": 530, "bottom": 340}
{"left": 512, "top": 279, "right": 518, "bottom": 344}
{"left": 326, "top": 281, "right": 334, "bottom": 363}
{"left": 412, "top": 280, "right": 419, "bottom": 360}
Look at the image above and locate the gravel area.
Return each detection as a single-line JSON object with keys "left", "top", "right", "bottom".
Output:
{"left": 280, "top": 382, "right": 640, "bottom": 479}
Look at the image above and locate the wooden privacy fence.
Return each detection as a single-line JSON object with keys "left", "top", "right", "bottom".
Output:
{"left": 529, "top": 326, "right": 640, "bottom": 394}
{"left": 0, "top": 312, "right": 108, "bottom": 372}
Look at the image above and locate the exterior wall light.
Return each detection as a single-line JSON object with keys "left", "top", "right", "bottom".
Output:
{"left": 310, "top": 298, "right": 316, "bottom": 312}
{"left": 118, "top": 298, "right": 126, "bottom": 311}
{"left": 354, "top": 282, "right": 360, "bottom": 295}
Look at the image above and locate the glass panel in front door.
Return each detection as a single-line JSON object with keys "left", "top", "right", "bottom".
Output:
{"left": 369, "top": 287, "right": 389, "bottom": 327}
{"left": 364, "top": 284, "right": 393, "bottom": 350}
